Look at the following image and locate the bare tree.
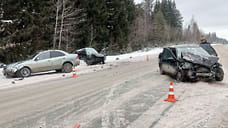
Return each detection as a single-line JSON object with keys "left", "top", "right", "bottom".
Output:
{"left": 53, "top": 0, "right": 82, "bottom": 51}
{"left": 143, "top": 0, "right": 154, "bottom": 46}
{"left": 128, "top": 2, "right": 154, "bottom": 50}
{"left": 53, "top": 0, "right": 61, "bottom": 49}
{"left": 58, "top": 0, "right": 65, "bottom": 49}
{"left": 182, "top": 16, "right": 201, "bottom": 43}
{"left": 89, "top": 24, "right": 94, "bottom": 47}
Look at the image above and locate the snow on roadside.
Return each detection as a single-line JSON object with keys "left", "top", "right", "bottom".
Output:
{"left": 0, "top": 47, "right": 162, "bottom": 90}
{"left": 106, "top": 47, "right": 162, "bottom": 62}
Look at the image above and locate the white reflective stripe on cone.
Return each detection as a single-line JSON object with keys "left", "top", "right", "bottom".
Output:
{"left": 169, "top": 92, "right": 174, "bottom": 95}
{"left": 169, "top": 86, "right": 173, "bottom": 88}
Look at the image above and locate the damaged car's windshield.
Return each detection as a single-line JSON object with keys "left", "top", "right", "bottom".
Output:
{"left": 177, "top": 47, "right": 210, "bottom": 58}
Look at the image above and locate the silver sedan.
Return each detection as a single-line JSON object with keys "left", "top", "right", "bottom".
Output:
{"left": 3, "top": 50, "right": 80, "bottom": 77}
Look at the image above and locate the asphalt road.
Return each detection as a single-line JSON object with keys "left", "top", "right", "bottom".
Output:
{"left": 0, "top": 44, "right": 228, "bottom": 128}
{"left": 0, "top": 56, "right": 173, "bottom": 128}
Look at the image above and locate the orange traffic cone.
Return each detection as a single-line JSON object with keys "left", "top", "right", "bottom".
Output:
{"left": 164, "top": 81, "right": 178, "bottom": 102}
{"left": 146, "top": 55, "right": 149, "bottom": 62}
{"left": 73, "top": 124, "right": 80, "bottom": 128}
{"left": 72, "top": 66, "right": 77, "bottom": 77}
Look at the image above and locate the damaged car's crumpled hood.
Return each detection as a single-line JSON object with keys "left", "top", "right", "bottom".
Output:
{"left": 182, "top": 52, "right": 218, "bottom": 67}
{"left": 7, "top": 61, "right": 25, "bottom": 68}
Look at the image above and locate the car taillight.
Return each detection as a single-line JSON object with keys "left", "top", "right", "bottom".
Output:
{"left": 76, "top": 55, "right": 79, "bottom": 59}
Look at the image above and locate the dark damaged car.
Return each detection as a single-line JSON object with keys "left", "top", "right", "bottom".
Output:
{"left": 73, "top": 48, "right": 105, "bottom": 65}
{"left": 158, "top": 44, "right": 224, "bottom": 81}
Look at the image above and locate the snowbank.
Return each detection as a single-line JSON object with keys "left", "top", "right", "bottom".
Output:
{"left": 106, "top": 47, "right": 162, "bottom": 62}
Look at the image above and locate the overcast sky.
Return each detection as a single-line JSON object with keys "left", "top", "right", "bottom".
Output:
{"left": 134, "top": 0, "right": 228, "bottom": 40}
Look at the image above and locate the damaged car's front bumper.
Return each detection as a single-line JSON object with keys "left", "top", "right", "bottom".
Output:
{"left": 183, "top": 65, "right": 218, "bottom": 80}
{"left": 3, "top": 67, "right": 19, "bottom": 77}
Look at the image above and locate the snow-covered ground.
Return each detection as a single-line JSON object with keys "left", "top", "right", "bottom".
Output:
{"left": 106, "top": 47, "right": 162, "bottom": 62}
{"left": 0, "top": 47, "right": 162, "bottom": 90}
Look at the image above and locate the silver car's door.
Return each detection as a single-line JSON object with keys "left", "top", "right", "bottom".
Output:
{"left": 32, "top": 51, "right": 52, "bottom": 72}
{"left": 50, "top": 51, "right": 66, "bottom": 69}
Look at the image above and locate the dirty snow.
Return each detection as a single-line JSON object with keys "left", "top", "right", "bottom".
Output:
{"left": 0, "top": 47, "right": 162, "bottom": 90}
{"left": 106, "top": 47, "right": 162, "bottom": 62}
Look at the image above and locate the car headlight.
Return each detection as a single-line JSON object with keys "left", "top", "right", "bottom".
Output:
{"left": 182, "top": 62, "right": 193, "bottom": 69}
{"left": 12, "top": 68, "right": 18, "bottom": 73}
{"left": 6, "top": 67, "right": 17, "bottom": 72}
{"left": 16, "top": 64, "right": 24, "bottom": 70}
{"left": 9, "top": 64, "right": 24, "bottom": 73}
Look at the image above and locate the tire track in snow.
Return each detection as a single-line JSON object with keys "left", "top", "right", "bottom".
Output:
{"left": 85, "top": 74, "right": 171, "bottom": 128}
{"left": 79, "top": 72, "right": 159, "bottom": 128}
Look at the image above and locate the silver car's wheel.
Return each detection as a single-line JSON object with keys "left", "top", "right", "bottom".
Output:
{"left": 62, "top": 63, "right": 73, "bottom": 73}
{"left": 19, "top": 67, "right": 31, "bottom": 77}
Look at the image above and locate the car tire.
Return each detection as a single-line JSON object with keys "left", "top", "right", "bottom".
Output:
{"left": 159, "top": 65, "right": 165, "bottom": 75}
{"left": 18, "top": 67, "right": 31, "bottom": 77}
{"left": 85, "top": 59, "right": 93, "bottom": 65}
{"left": 102, "top": 58, "right": 105, "bottom": 64}
{"left": 62, "top": 63, "right": 73, "bottom": 73}
{"left": 176, "top": 70, "right": 185, "bottom": 82}
{"left": 215, "top": 67, "right": 224, "bottom": 81}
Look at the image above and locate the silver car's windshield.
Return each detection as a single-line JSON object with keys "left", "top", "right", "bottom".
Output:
{"left": 26, "top": 52, "right": 39, "bottom": 60}
{"left": 177, "top": 47, "right": 210, "bottom": 58}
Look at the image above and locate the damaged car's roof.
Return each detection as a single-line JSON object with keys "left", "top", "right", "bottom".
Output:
{"left": 168, "top": 44, "right": 219, "bottom": 67}
{"left": 168, "top": 44, "right": 200, "bottom": 48}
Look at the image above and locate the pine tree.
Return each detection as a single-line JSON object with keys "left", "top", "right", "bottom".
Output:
{"left": 153, "top": 0, "right": 183, "bottom": 42}
{"left": 0, "top": 0, "right": 54, "bottom": 63}
{"left": 75, "top": 0, "right": 135, "bottom": 53}
{"left": 152, "top": 9, "right": 166, "bottom": 44}
{"left": 75, "top": 0, "right": 109, "bottom": 51}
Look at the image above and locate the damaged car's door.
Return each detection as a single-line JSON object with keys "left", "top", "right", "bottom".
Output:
{"left": 159, "top": 48, "right": 178, "bottom": 75}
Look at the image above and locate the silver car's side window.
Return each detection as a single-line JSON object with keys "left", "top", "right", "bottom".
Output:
{"left": 36, "top": 52, "right": 50, "bottom": 60}
{"left": 51, "top": 51, "right": 65, "bottom": 58}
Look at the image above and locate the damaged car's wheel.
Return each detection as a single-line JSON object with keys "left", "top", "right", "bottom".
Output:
{"left": 176, "top": 70, "right": 185, "bottom": 82}
{"left": 159, "top": 66, "right": 165, "bottom": 75}
{"left": 215, "top": 67, "right": 224, "bottom": 81}
{"left": 18, "top": 67, "right": 31, "bottom": 77}
{"left": 102, "top": 58, "right": 105, "bottom": 64}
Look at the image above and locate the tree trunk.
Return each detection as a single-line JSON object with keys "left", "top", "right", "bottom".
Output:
{"left": 53, "top": 0, "right": 60, "bottom": 49}
{"left": 89, "top": 24, "right": 93, "bottom": 47}
{"left": 58, "top": 0, "right": 65, "bottom": 49}
{"left": 66, "top": 29, "right": 69, "bottom": 51}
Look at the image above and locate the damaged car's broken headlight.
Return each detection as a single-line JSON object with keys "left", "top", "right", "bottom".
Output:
{"left": 182, "top": 62, "right": 193, "bottom": 69}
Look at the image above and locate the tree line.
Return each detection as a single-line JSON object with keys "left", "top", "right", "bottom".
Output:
{"left": 0, "top": 0, "right": 227, "bottom": 64}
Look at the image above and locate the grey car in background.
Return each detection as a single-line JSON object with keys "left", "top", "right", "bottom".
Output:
{"left": 3, "top": 50, "right": 80, "bottom": 77}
